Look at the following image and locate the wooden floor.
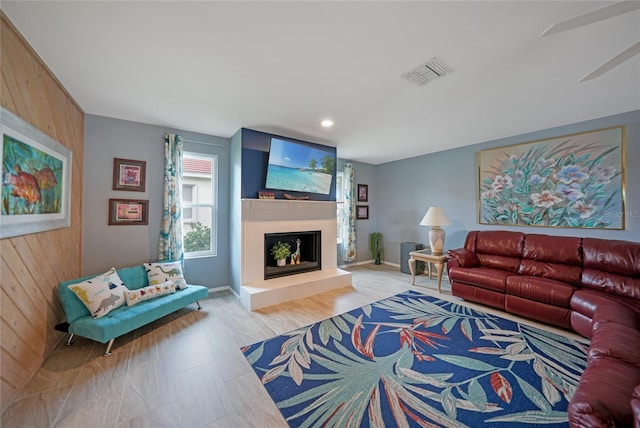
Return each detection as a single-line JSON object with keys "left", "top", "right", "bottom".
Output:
{"left": 1, "top": 264, "right": 579, "bottom": 428}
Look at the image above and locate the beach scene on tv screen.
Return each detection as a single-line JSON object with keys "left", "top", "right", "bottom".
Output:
{"left": 266, "top": 138, "right": 335, "bottom": 195}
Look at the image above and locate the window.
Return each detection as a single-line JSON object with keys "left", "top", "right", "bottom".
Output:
{"left": 182, "top": 152, "right": 217, "bottom": 258}
{"left": 336, "top": 172, "right": 344, "bottom": 244}
{"left": 182, "top": 184, "right": 195, "bottom": 222}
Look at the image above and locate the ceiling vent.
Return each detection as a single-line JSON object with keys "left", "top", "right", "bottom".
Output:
{"left": 402, "top": 57, "right": 451, "bottom": 86}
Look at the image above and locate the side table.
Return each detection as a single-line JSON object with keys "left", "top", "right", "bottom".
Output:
{"left": 408, "top": 249, "right": 448, "bottom": 293}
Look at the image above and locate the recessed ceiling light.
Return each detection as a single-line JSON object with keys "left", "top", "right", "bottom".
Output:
{"left": 321, "top": 119, "right": 334, "bottom": 128}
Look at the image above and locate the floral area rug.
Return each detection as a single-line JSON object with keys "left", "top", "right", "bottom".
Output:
{"left": 242, "top": 290, "right": 588, "bottom": 427}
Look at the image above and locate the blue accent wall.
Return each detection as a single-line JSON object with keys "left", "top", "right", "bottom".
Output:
{"left": 239, "top": 128, "right": 336, "bottom": 201}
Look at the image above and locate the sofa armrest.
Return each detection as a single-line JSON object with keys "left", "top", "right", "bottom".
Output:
{"left": 447, "top": 248, "right": 480, "bottom": 268}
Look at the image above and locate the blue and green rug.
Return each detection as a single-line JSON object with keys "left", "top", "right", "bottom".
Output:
{"left": 242, "top": 290, "right": 588, "bottom": 427}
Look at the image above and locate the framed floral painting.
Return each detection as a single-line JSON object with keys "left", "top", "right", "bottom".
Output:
{"left": 478, "top": 126, "right": 625, "bottom": 229}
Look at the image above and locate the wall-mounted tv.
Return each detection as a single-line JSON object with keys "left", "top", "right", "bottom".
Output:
{"left": 265, "top": 137, "right": 336, "bottom": 195}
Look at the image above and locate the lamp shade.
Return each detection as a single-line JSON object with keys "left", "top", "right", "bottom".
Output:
{"left": 419, "top": 206, "right": 452, "bottom": 227}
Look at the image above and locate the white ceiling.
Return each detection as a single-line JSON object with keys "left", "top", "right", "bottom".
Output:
{"left": 3, "top": 1, "right": 639, "bottom": 165}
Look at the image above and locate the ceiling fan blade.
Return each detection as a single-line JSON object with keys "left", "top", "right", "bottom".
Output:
{"left": 580, "top": 41, "right": 640, "bottom": 82}
{"left": 542, "top": 1, "right": 640, "bottom": 37}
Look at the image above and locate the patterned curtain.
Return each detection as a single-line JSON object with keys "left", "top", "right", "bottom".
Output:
{"left": 341, "top": 163, "right": 356, "bottom": 261}
{"left": 158, "top": 134, "right": 184, "bottom": 262}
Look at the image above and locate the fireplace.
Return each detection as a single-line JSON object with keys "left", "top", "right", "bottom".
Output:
{"left": 236, "top": 199, "right": 352, "bottom": 310}
{"left": 264, "top": 231, "right": 321, "bottom": 280}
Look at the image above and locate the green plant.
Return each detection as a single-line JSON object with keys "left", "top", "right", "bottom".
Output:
{"left": 270, "top": 241, "right": 292, "bottom": 261}
{"left": 369, "top": 232, "right": 384, "bottom": 265}
{"left": 184, "top": 221, "right": 211, "bottom": 252}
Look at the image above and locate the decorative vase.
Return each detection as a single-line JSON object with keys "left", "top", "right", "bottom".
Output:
{"left": 374, "top": 255, "right": 381, "bottom": 265}
{"left": 277, "top": 258, "right": 286, "bottom": 267}
{"left": 429, "top": 226, "right": 446, "bottom": 255}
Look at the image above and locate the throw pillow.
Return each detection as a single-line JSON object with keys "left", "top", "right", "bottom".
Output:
{"left": 69, "top": 267, "right": 127, "bottom": 319}
{"left": 145, "top": 261, "right": 188, "bottom": 290}
{"left": 124, "top": 281, "right": 176, "bottom": 306}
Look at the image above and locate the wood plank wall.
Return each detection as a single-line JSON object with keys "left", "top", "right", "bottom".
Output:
{"left": 0, "top": 13, "right": 84, "bottom": 414}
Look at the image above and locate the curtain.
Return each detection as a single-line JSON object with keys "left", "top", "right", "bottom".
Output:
{"left": 158, "top": 133, "right": 184, "bottom": 262}
{"left": 341, "top": 163, "right": 356, "bottom": 261}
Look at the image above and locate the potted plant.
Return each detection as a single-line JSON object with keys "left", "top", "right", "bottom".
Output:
{"left": 271, "top": 241, "right": 292, "bottom": 267}
{"left": 369, "top": 232, "right": 384, "bottom": 265}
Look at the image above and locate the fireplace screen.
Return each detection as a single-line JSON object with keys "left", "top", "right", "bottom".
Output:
{"left": 264, "top": 231, "right": 321, "bottom": 280}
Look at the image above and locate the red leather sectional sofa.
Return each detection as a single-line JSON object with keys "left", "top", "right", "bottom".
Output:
{"left": 447, "top": 230, "right": 640, "bottom": 427}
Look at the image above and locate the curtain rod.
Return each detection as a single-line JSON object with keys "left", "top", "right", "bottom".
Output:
{"left": 163, "top": 133, "right": 225, "bottom": 148}
{"left": 182, "top": 138, "right": 225, "bottom": 148}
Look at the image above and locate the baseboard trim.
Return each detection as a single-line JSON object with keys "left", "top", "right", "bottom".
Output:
{"left": 338, "top": 259, "right": 374, "bottom": 268}
{"left": 339, "top": 260, "right": 402, "bottom": 269}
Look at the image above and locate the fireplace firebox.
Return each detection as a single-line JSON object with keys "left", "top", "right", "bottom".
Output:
{"left": 264, "top": 231, "right": 321, "bottom": 280}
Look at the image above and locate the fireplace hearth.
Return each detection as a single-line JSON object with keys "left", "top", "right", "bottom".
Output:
{"left": 264, "top": 231, "right": 321, "bottom": 280}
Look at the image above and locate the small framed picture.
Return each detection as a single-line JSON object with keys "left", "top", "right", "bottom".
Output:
{"left": 356, "top": 205, "right": 369, "bottom": 220}
{"left": 113, "top": 158, "right": 146, "bottom": 192}
{"left": 108, "top": 199, "right": 149, "bottom": 225}
{"left": 357, "top": 184, "right": 368, "bottom": 202}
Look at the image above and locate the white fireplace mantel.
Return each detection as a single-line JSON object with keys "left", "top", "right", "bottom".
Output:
{"left": 238, "top": 199, "right": 352, "bottom": 309}
{"left": 241, "top": 199, "right": 337, "bottom": 221}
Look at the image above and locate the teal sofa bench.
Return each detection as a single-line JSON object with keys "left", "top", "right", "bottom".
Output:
{"left": 59, "top": 264, "right": 208, "bottom": 355}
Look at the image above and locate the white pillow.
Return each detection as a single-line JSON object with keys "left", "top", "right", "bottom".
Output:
{"left": 144, "top": 261, "right": 188, "bottom": 290}
{"left": 124, "top": 281, "right": 176, "bottom": 306}
{"left": 69, "top": 267, "right": 127, "bottom": 318}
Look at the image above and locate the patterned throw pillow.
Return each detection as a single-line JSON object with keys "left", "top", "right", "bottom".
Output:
{"left": 144, "top": 261, "right": 188, "bottom": 290}
{"left": 124, "top": 281, "right": 176, "bottom": 306}
{"left": 69, "top": 267, "right": 127, "bottom": 319}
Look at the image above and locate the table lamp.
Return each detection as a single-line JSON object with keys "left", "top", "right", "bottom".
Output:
{"left": 420, "top": 206, "right": 452, "bottom": 254}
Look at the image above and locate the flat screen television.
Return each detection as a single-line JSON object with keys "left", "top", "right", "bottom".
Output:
{"left": 265, "top": 137, "right": 336, "bottom": 195}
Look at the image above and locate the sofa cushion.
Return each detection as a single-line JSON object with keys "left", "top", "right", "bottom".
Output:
{"left": 450, "top": 282, "right": 505, "bottom": 310}
{"left": 593, "top": 303, "right": 640, "bottom": 331}
{"left": 506, "top": 276, "right": 576, "bottom": 307}
{"left": 568, "top": 357, "right": 640, "bottom": 427}
{"left": 448, "top": 266, "right": 513, "bottom": 292}
{"left": 589, "top": 321, "right": 640, "bottom": 366}
{"left": 145, "top": 261, "right": 188, "bottom": 290}
{"left": 570, "top": 311, "right": 593, "bottom": 339}
{"left": 469, "top": 231, "right": 524, "bottom": 273}
{"left": 582, "top": 237, "right": 640, "bottom": 300}
{"left": 571, "top": 289, "right": 640, "bottom": 320}
{"left": 518, "top": 234, "right": 582, "bottom": 285}
{"left": 124, "top": 281, "right": 176, "bottom": 307}
{"left": 69, "top": 268, "right": 127, "bottom": 319}
{"left": 116, "top": 265, "right": 149, "bottom": 291}
{"left": 505, "top": 295, "right": 573, "bottom": 329}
